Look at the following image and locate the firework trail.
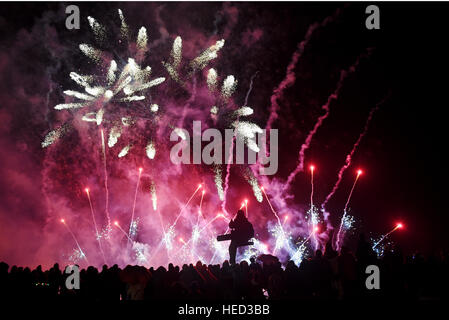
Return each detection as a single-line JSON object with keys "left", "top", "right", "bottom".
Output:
{"left": 150, "top": 182, "right": 157, "bottom": 211}
{"left": 198, "top": 190, "right": 205, "bottom": 220}
{"left": 261, "top": 187, "right": 292, "bottom": 255}
{"left": 128, "top": 168, "right": 143, "bottom": 243}
{"left": 170, "top": 184, "right": 202, "bottom": 229}
{"left": 290, "top": 227, "right": 318, "bottom": 265}
{"left": 310, "top": 165, "right": 315, "bottom": 208}
{"left": 373, "top": 223, "right": 403, "bottom": 249}
{"left": 334, "top": 170, "right": 362, "bottom": 249}
{"left": 321, "top": 96, "right": 388, "bottom": 213}
{"left": 100, "top": 129, "right": 111, "bottom": 231}
{"left": 284, "top": 51, "right": 371, "bottom": 191}
{"left": 244, "top": 199, "right": 248, "bottom": 217}
{"left": 265, "top": 9, "right": 341, "bottom": 131}
{"left": 344, "top": 169, "right": 362, "bottom": 212}
{"left": 177, "top": 214, "right": 226, "bottom": 255}
{"left": 334, "top": 211, "right": 356, "bottom": 250}
{"left": 222, "top": 71, "right": 259, "bottom": 214}
{"left": 113, "top": 221, "right": 133, "bottom": 242}
{"left": 85, "top": 189, "right": 107, "bottom": 264}
{"left": 308, "top": 165, "right": 319, "bottom": 249}
{"left": 60, "top": 219, "right": 89, "bottom": 265}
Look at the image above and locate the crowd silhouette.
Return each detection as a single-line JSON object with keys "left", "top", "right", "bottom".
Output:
{"left": 1, "top": 235, "right": 447, "bottom": 301}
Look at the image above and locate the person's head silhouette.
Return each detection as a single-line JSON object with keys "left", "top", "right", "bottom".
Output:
{"left": 236, "top": 209, "right": 246, "bottom": 220}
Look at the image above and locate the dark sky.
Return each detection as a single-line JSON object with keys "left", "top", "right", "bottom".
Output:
{"left": 0, "top": 2, "right": 448, "bottom": 266}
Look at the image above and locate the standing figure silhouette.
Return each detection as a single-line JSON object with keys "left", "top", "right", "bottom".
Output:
{"left": 228, "top": 210, "right": 254, "bottom": 264}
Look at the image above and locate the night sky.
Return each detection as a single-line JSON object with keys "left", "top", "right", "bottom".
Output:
{"left": 0, "top": 2, "right": 448, "bottom": 267}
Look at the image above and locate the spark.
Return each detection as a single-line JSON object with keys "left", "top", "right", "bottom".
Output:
{"left": 221, "top": 75, "right": 237, "bottom": 100}
{"left": 118, "top": 9, "right": 129, "bottom": 39}
{"left": 69, "top": 72, "right": 94, "bottom": 88}
{"left": 234, "top": 106, "right": 254, "bottom": 117}
{"left": 210, "top": 106, "right": 218, "bottom": 115}
{"left": 79, "top": 43, "right": 102, "bottom": 63}
{"left": 244, "top": 168, "right": 263, "bottom": 202}
{"left": 190, "top": 39, "right": 225, "bottom": 71}
{"left": 63, "top": 90, "right": 95, "bottom": 101}
{"left": 118, "top": 145, "right": 131, "bottom": 158}
{"left": 150, "top": 104, "right": 159, "bottom": 112}
{"left": 54, "top": 103, "right": 85, "bottom": 110}
{"left": 87, "top": 16, "right": 106, "bottom": 42}
{"left": 163, "top": 36, "right": 183, "bottom": 83}
{"left": 133, "top": 242, "right": 149, "bottom": 263}
{"left": 128, "top": 218, "right": 140, "bottom": 240}
{"left": 207, "top": 68, "right": 217, "bottom": 91}
{"left": 107, "top": 60, "right": 118, "bottom": 85}
{"left": 145, "top": 141, "right": 156, "bottom": 159}
{"left": 108, "top": 125, "right": 122, "bottom": 148}
{"left": 171, "top": 36, "right": 182, "bottom": 68}
{"left": 136, "top": 27, "right": 148, "bottom": 53}
{"left": 41, "top": 123, "right": 70, "bottom": 148}
{"left": 214, "top": 165, "right": 224, "bottom": 200}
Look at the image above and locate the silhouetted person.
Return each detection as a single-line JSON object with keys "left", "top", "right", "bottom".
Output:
{"left": 228, "top": 210, "right": 254, "bottom": 264}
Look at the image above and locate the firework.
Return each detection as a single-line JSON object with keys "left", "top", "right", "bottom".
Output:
{"left": 309, "top": 165, "right": 315, "bottom": 208}
{"left": 207, "top": 68, "right": 217, "bottom": 91}
{"left": 150, "top": 182, "right": 157, "bottom": 211}
{"left": 321, "top": 98, "right": 385, "bottom": 213}
{"left": 372, "top": 223, "right": 404, "bottom": 249}
{"left": 266, "top": 8, "right": 342, "bottom": 131}
{"left": 128, "top": 168, "right": 143, "bottom": 243}
{"left": 261, "top": 186, "right": 292, "bottom": 255}
{"left": 100, "top": 129, "right": 111, "bottom": 231}
{"left": 60, "top": 219, "right": 89, "bottom": 265}
{"left": 344, "top": 169, "right": 362, "bottom": 212}
{"left": 41, "top": 123, "right": 70, "bottom": 148}
{"left": 118, "top": 145, "right": 131, "bottom": 158}
{"left": 284, "top": 52, "right": 369, "bottom": 190}
{"left": 170, "top": 184, "right": 202, "bottom": 228}
{"left": 222, "top": 72, "right": 259, "bottom": 214}
{"left": 214, "top": 165, "right": 224, "bottom": 201}
{"left": 190, "top": 39, "right": 225, "bottom": 71}
{"left": 113, "top": 221, "right": 133, "bottom": 242}
{"left": 335, "top": 210, "right": 356, "bottom": 250}
{"left": 85, "top": 188, "right": 107, "bottom": 264}
{"left": 44, "top": 10, "right": 166, "bottom": 158}
{"left": 145, "top": 141, "right": 156, "bottom": 159}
